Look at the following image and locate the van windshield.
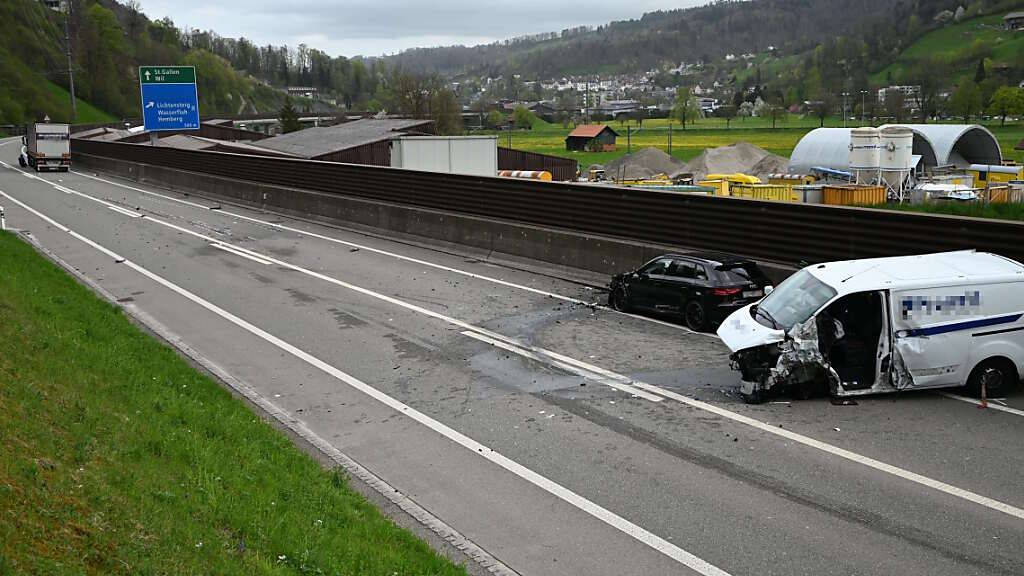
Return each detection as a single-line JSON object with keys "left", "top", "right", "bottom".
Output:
{"left": 754, "top": 269, "right": 837, "bottom": 330}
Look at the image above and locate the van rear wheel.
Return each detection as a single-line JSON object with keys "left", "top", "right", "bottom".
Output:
{"left": 965, "top": 358, "right": 1018, "bottom": 398}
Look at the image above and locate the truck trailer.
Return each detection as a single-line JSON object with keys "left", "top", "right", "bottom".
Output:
{"left": 20, "top": 123, "right": 71, "bottom": 172}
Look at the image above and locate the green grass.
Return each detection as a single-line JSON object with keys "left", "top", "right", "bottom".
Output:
{"left": 872, "top": 14, "right": 1024, "bottom": 84}
{"left": 43, "top": 80, "right": 118, "bottom": 124}
{"left": 0, "top": 231, "right": 466, "bottom": 575}
{"left": 869, "top": 200, "right": 1024, "bottom": 221}
{"left": 489, "top": 118, "right": 1024, "bottom": 169}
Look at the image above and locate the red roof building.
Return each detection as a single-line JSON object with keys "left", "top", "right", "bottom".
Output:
{"left": 565, "top": 124, "right": 618, "bottom": 152}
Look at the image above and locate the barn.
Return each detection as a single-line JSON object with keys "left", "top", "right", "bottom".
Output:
{"left": 565, "top": 125, "right": 618, "bottom": 152}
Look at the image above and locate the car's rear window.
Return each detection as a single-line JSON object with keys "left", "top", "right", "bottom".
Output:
{"left": 714, "top": 263, "right": 768, "bottom": 285}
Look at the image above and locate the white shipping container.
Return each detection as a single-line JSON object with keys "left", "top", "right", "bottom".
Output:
{"left": 390, "top": 136, "right": 498, "bottom": 177}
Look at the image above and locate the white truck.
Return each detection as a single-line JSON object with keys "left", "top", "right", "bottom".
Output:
{"left": 20, "top": 123, "right": 71, "bottom": 172}
{"left": 718, "top": 251, "right": 1024, "bottom": 403}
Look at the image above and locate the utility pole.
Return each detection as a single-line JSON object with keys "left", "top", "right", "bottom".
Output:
{"left": 585, "top": 79, "right": 590, "bottom": 124}
{"left": 841, "top": 92, "right": 849, "bottom": 128}
{"left": 64, "top": 1, "right": 77, "bottom": 123}
{"left": 860, "top": 90, "right": 868, "bottom": 124}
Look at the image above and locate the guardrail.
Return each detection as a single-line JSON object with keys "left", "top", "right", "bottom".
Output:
{"left": 71, "top": 139, "right": 1024, "bottom": 267}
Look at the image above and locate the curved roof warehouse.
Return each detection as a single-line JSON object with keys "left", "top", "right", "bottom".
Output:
{"left": 788, "top": 124, "right": 1002, "bottom": 173}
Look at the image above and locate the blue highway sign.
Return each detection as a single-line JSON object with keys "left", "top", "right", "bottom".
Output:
{"left": 139, "top": 66, "right": 200, "bottom": 132}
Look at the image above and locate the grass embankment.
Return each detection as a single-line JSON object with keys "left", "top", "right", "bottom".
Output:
{"left": 871, "top": 13, "right": 1024, "bottom": 85}
{"left": 43, "top": 81, "right": 118, "bottom": 124}
{"left": 869, "top": 201, "right": 1024, "bottom": 221}
{"left": 0, "top": 231, "right": 466, "bottom": 575}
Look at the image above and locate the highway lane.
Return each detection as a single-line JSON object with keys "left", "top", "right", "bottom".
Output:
{"left": 1, "top": 153, "right": 1022, "bottom": 575}
{"left": 46, "top": 162, "right": 1024, "bottom": 504}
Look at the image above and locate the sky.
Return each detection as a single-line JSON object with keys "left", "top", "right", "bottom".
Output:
{"left": 137, "top": 0, "right": 706, "bottom": 58}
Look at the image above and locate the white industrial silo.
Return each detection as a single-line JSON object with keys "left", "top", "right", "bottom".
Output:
{"left": 880, "top": 126, "right": 914, "bottom": 201}
{"left": 849, "top": 127, "right": 880, "bottom": 184}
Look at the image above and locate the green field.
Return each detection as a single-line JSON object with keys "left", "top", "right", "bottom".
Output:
{"left": 0, "top": 231, "right": 465, "bottom": 575}
{"left": 492, "top": 118, "right": 1024, "bottom": 170}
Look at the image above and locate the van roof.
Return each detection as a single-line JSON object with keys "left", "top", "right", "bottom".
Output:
{"left": 807, "top": 251, "right": 1024, "bottom": 294}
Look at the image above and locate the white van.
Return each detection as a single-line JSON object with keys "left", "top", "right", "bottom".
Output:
{"left": 717, "top": 251, "right": 1024, "bottom": 403}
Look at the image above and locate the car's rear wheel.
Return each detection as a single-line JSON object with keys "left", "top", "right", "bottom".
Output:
{"left": 609, "top": 287, "right": 631, "bottom": 312}
{"left": 965, "top": 358, "right": 1018, "bottom": 397}
{"left": 684, "top": 300, "right": 708, "bottom": 331}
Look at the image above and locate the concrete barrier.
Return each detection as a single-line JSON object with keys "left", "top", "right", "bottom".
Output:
{"left": 75, "top": 153, "right": 796, "bottom": 283}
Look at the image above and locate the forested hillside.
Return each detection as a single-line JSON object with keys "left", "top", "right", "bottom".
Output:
{"left": 384, "top": 0, "right": 1023, "bottom": 80}
{"left": 0, "top": 0, "right": 293, "bottom": 124}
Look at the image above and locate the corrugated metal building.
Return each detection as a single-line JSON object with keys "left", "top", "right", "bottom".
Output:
{"left": 789, "top": 124, "right": 1002, "bottom": 173}
{"left": 250, "top": 118, "right": 435, "bottom": 165}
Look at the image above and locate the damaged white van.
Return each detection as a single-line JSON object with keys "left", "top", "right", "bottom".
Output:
{"left": 717, "top": 251, "right": 1024, "bottom": 403}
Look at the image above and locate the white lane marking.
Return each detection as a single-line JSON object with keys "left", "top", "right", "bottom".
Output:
{"left": 70, "top": 169, "right": 714, "bottom": 337}
{"left": 210, "top": 242, "right": 273, "bottom": 265}
{"left": 4, "top": 169, "right": 662, "bottom": 403}
{"left": 0, "top": 188, "right": 731, "bottom": 576}
{"left": 8, "top": 175, "right": 1024, "bottom": 521}
{"left": 625, "top": 381, "right": 1024, "bottom": 520}
{"left": 939, "top": 392, "right": 1024, "bottom": 418}
{"left": 108, "top": 205, "right": 144, "bottom": 218}
{"left": 461, "top": 330, "right": 664, "bottom": 402}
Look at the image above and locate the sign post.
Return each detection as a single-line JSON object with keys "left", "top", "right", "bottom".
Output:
{"left": 139, "top": 66, "right": 200, "bottom": 139}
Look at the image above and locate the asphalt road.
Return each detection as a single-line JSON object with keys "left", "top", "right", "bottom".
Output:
{"left": 2, "top": 138, "right": 1023, "bottom": 575}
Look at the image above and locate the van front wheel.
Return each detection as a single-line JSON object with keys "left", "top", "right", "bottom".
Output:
{"left": 965, "top": 358, "right": 1018, "bottom": 398}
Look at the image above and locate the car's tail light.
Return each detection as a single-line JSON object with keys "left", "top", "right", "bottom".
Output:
{"left": 713, "top": 287, "right": 742, "bottom": 296}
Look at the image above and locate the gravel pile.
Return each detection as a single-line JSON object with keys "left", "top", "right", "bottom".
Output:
{"left": 685, "top": 142, "right": 789, "bottom": 181}
{"left": 603, "top": 147, "right": 690, "bottom": 181}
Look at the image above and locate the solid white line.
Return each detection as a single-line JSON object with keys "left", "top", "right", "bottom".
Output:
{"left": 8, "top": 174, "right": 1024, "bottom": 521}
{"left": 70, "top": 169, "right": 714, "bottom": 337}
{"left": 3, "top": 170, "right": 660, "bottom": 402}
{"left": 461, "top": 330, "right": 664, "bottom": 402}
{"left": 939, "top": 392, "right": 1024, "bottom": 418}
{"left": 0, "top": 187, "right": 731, "bottom": 576}
{"left": 210, "top": 242, "right": 273, "bottom": 265}
{"left": 108, "top": 205, "right": 144, "bottom": 218}
{"left": 626, "top": 381, "right": 1024, "bottom": 520}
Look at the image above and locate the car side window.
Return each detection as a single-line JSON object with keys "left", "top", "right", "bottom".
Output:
{"left": 669, "top": 261, "right": 695, "bottom": 279}
{"left": 668, "top": 260, "right": 708, "bottom": 280}
{"left": 640, "top": 258, "right": 672, "bottom": 277}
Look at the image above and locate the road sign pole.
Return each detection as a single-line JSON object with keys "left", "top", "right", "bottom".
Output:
{"left": 150, "top": 132, "right": 158, "bottom": 146}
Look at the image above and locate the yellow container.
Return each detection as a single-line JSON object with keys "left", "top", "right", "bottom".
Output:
{"left": 969, "top": 166, "right": 1024, "bottom": 188}
{"left": 729, "top": 184, "right": 796, "bottom": 202}
{"left": 699, "top": 179, "right": 731, "bottom": 196}
{"left": 822, "top": 185, "right": 887, "bottom": 206}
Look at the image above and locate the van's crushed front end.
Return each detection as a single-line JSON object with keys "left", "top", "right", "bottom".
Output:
{"left": 718, "top": 306, "right": 839, "bottom": 403}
